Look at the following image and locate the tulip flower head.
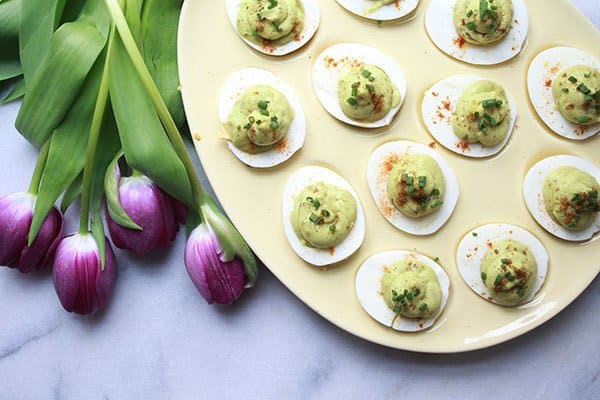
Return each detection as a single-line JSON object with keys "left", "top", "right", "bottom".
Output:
{"left": 0, "top": 192, "right": 63, "bottom": 273}
{"left": 107, "top": 172, "right": 180, "bottom": 254}
{"left": 53, "top": 233, "right": 116, "bottom": 315}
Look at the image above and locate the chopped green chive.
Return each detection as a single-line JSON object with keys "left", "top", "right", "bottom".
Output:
{"left": 361, "top": 69, "right": 372, "bottom": 79}
{"left": 419, "top": 303, "right": 428, "bottom": 311}
{"left": 501, "top": 258, "right": 511, "bottom": 265}
{"left": 472, "top": 232, "right": 478, "bottom": 237}
{"left": 312, "top": 199, "right": 321, "bottom": 209}
{"left": 577, "top": 83, "right": 591, "bottom": 94}
{"left": 466, "top": 21, "right": 477, "bottom": 31}
{"left": 321, "top": 209, "right": 330, "bottom": 217}
{"left": 577, "top": 116, "right": 590, "bottom": 124}
{"left": 562, "top": 88, "right": 569, "bottom": 93}
{"left": 568, "top": 76, "right": 578, "bottom": 83}
{"left": 466, "top": 10, "right": 473, "bottom": 17}
{"left": 481, "top": 272, "right": 487, "bottom": 281}
{"left": 329, "top": 224, "right": 336, "bottom": 232}
{"left": 418, "top": 176, "right": 427, "bottom": 188}
{"left": 309, "top": 213, "right": 320, "bottom": 224}
{"left": 494, "top": 274, "right": 502, "bottom": 286}
{"left": 431, "top": 188, "right": 440, "bottom": 196}
{"left": 258, "top": 100, "right": 269, "bottom": 110}
{"left": 347, "top": 97, "right": 358, "bottom": 106}
{"left": 517, "top": 287, "right": 525, "bottom": 297}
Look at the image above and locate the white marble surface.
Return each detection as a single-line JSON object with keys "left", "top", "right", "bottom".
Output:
{"left": 1, "top": 2, "right": 599, "bottom": 399}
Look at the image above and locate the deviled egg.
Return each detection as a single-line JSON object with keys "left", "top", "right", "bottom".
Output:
{"left": 312, "top": 43, "right": 407, "bottom": 128}
{"left": 225, "top": 0, "right": 320, "bottom": 56}
{"left": 355, "top": 250, "right": 450, "bottom": 332}
{"left": 421, "top": 75, "right": 517, "bottom": 157}
{"left": 335, "top": 0, "right": 419, "bottom": 22}
{"left": 367, "top": 141, "right": 459, "bottom": 235}
{"left": 457, "top": 224, "right": 548, "bottom": 306}
{"left": 425, "top": 0, "right": 529, "bottom": 65}
{"left": 527, "top": 47, "right": 600, "bottom": 140}
{"left": 523, "top": 155, "right": 600, "bottom": 241}
{"left": 218, "top": 68, "right": 306, "bottom": 168}
{"left": 282, "top": 166, "right": 366, "bottom": 266}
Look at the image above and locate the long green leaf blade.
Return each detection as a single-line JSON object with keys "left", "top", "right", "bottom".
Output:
{"left": 141, "top": 0, "right": 185, "bottom": 128}
{"left": 0, "top": 0, "right": 22, "bottom": 81}
{"left": 19, "top": 0, "right": 65, "bottom": 88}
{"left": 15, "top": 21, "right": 105, "bottom": 147}
{"left": 108, "top": 34, "right": 194, "bottom": 207}
{"left": 61, "top": 172, "right": 83, "bottom": 213}
{"left": 29, "top": 53, "right": 106, "bottom": 240}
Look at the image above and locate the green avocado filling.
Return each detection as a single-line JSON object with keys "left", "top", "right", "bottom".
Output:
{"left": 291, "top": 182, "right": 357, "bottom": 248}
{"left": 237, "top": 0, "right": 305, "bottom": 47}
{"left": 551, "top": 66, "right": 600, "bottom": 126}
{"left": 543, "top": 166, "right": 600, "bottom": 231}
{"left": 481, "top": 240, "right": 537, "bottom": 306}
{"left": 366, "top": 0, "right": 397, "bottom": 15}
{"left": 453, "top": 0, "right": 513, "bottom": 45}
{"left": 221, "top": 85, "right": 294, "bottom": 154}
{"left": 381, "top": 259, "right": 442, "bottom": 319}
{"left": 387, "top": 154, "right": 445, "bottom": 218}
{"left": 338, "top": 65, "right": 400, "bottom": 122}
{"left": 452, "top": 80, "right": 511, "bottom": 146}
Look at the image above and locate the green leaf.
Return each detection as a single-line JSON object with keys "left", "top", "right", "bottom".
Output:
{"left": 15, "top": 21, "right": 106, "bottom": 147}
{"left": 29, "top": 52, "right": 106, "bottom": 241}
{"left": 0, "top": 0, "right": 22, "bottom": 81}
{"left": 90, "top": 107, "right": 121, "bottom": 270}
{"left": 0, "top": 76, "right": 25, "bottom": 104}
{"left": 19, "top": 0, "right": 65, "bottom": 88}
{"left": 104, "top": 151, "right": 142, "bottom": 230}
{"left": 59, "top": 0, "right": 86, "bottom": 24}
{"left": 61, "top": 172, "right": 83, "bottom": 213}
{"left": 78, "top": 0, "right": 111, "bottom": 39}
{"left": 141, "top": 0, "right": 185, "bottom": 128}
{"left": 125, "top": 0, "right": 144, "bottom": 48}
{"left": 108, "top": 33, "right": 194, "bottom": 208}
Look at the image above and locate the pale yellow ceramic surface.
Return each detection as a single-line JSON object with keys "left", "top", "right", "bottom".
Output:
{"left": 178, "top": 0, "right": 600, "bottom": 352}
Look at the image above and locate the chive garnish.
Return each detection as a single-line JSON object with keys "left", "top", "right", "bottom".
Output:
{"left": 568, "top": 76, "right": 578, "bottom": 83}
{"left": 361, "top": 69, "right": 372, "bottom": 79}
{"left": 347, "top": 97, "right": 358, "bottom": 106}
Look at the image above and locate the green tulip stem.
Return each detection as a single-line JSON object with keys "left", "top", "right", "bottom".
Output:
{"left": 79, "top": 30, "right": 113, "bottom": 234}
{"left": 104, "top": 0, "right": 205, "bottom": 211}
{"left": 27, "top": 139, "right": 51, "bottom": 195}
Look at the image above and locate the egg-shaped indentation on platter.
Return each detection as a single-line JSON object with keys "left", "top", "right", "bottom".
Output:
{"left": 355, "top": 250, "right": 450, "bottom": 332}
{"left": 367, "top": 140, "right": 460, "bottom": 235}
{"left": 526, "top": 47, "right": 600, "bottom": 140}
{"left": 425, "top": 0, "right": 529, "bottom": 66}
{"left": 312, "top": 43, "right": 407, "bottom": 129}
{"left": 421, "top": 75, "right": 517, "bottom": 158}
{"left": 282, "top": 166, "right": 366, "bottom": 266}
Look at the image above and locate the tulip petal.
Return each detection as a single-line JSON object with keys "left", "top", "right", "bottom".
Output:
{"left": 19, "top": 206, "right": 63, "bottom": 273}
{"left": 0, "top": 193, "right": 34, "bottom": 269}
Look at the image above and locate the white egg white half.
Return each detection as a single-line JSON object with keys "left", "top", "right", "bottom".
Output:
{"left": 366, "top": 141, "right": 460, "bottom": 235}
{"left": 355, "top": 250, "right": 450, "bottom": 332}
{"left": 225, "top": 0, "right": 320, "bottom": 56}
{"left": 218, "top": 68, "right": 306, "bottom": 168}
{"left": 425, "top": 0, "right": 529, "bottom": 66}
{"left": 335, "top": 0, "right": 419, "bottom": 22}
{"left": 523, "top": 155, "right": 600, "bottom": 241}
{"left": 281, "top": 166, "right": 366, "bottom": 266}
{"left": 312, "top": 43, "right": 407, "bottom": 129}
{"left": 421, "top": 75, "right": 517, "bottom": 158}
{"left": 526, "top": 47, "right": 600, "bottom": 140}
{"left": 456, "top": 223, "right": 549, "bottom": 306}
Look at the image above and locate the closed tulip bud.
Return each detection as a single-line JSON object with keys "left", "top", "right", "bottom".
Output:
{"left": 106, "top": 172, "right": 180, "bottom": 254}
{"left": 185, "top": 223, "right": 249, "bottom": 305}
{"left": 52, "top": 233, "right": 116, "bottom": 315}
{"left": 0, "top": 192, "right": 63, "bottom": 273}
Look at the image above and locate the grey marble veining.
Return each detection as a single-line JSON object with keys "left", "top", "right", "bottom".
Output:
{"left": 1, "top": 2, "right": 599, "bottom": 399}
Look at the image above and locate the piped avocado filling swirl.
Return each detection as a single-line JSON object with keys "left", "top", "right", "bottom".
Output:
{"left": 452, "top": 80, "right": 510, "bottom": 146}
{"left": 387, "top": 154, "right": 445, "bottom": 218}
{"left": 291, "top": 182, "right": 357, "bottom": 249}
{"left": 552, "top": 66, "right": 600, "bottom": 126}
{"left": 453, "top": 0, "right": 513, "bottom": 45}
{"left": 221, "top": 85, "right": 294, "bottom": 154}
{"left": 543, "top": 166, "right": 600, "bottom": 231}
{"left": 338, "top": 65, "right": 400, "bottom": 122}
{"left": 480, "top": 240, "right": 536, "bottom": 305}
{"left": 237, "top": 0, "right": 305, "bottom": 46}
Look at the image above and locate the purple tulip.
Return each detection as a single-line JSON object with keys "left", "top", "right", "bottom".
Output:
{"left": 184, "top": 223, "right": 248, "bottom": 305}
{"left": 53, "top": 233, "right": 116, "bottom": 315}
{"left": 107, "top": 174, "right": 180, "bottom": 254}
{"left": 0, "top": 192, "right": 63, "bottom": 273}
